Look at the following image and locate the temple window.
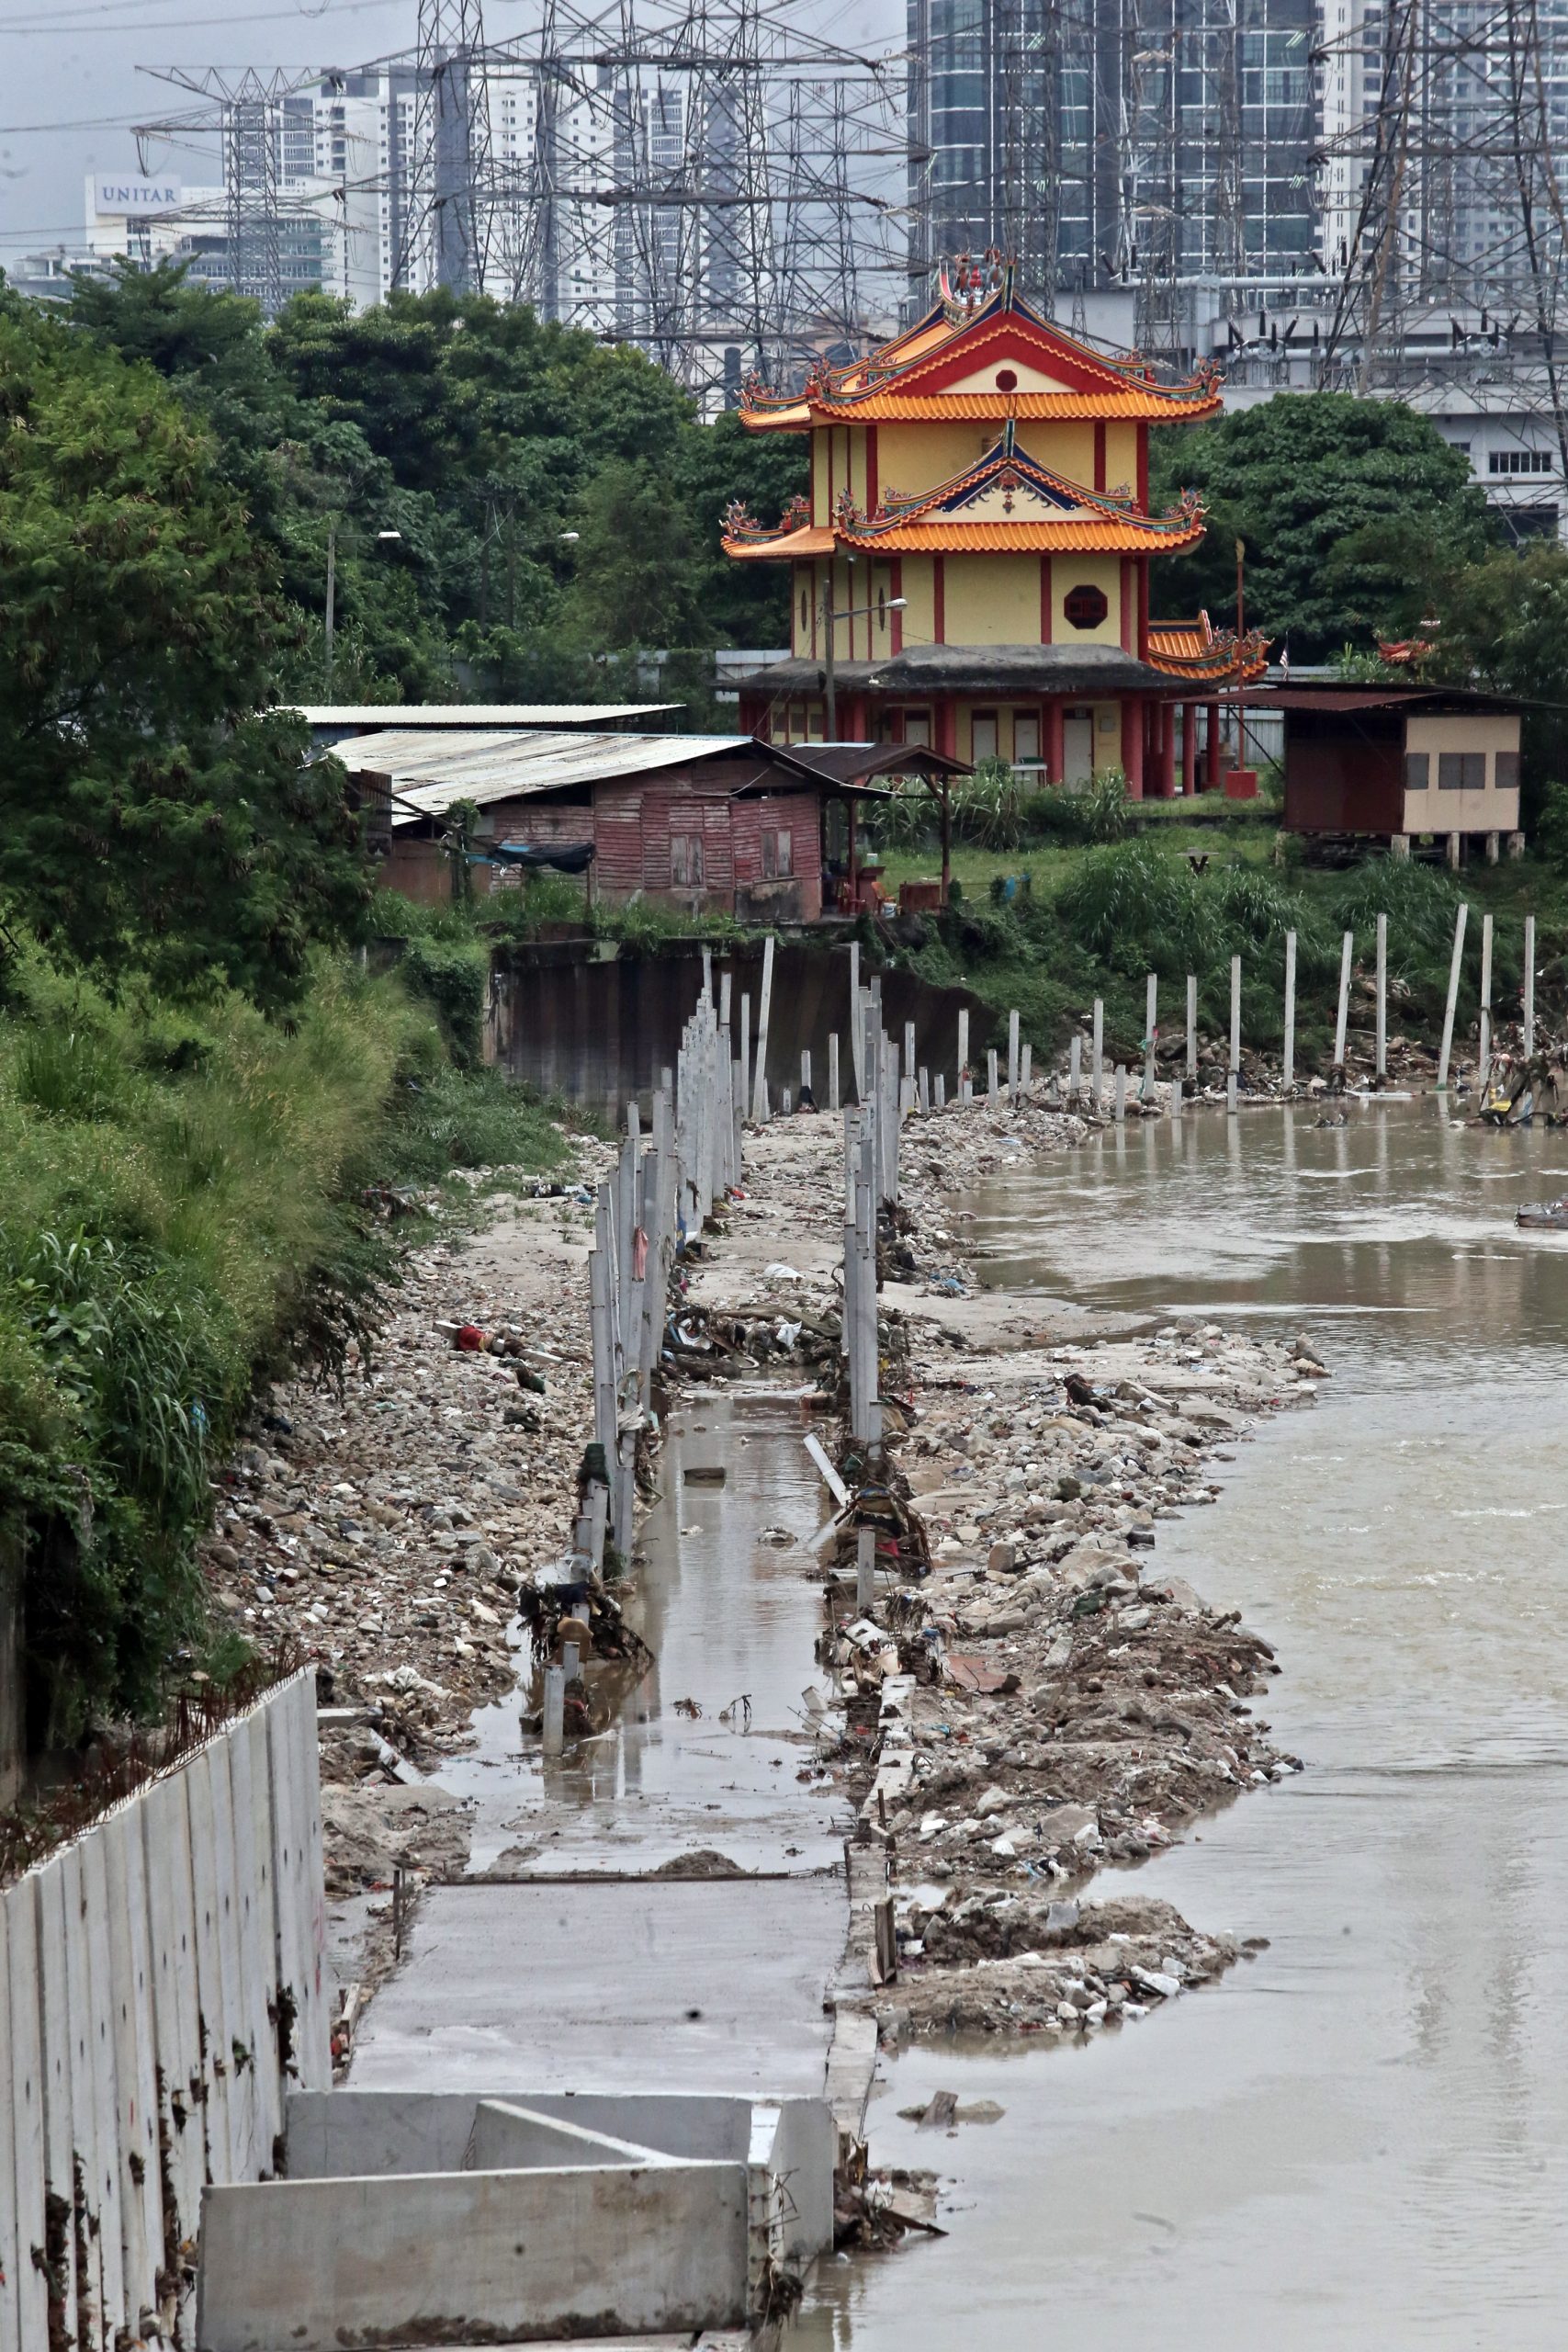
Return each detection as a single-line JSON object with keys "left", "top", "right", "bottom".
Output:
{"left": 1063, "top": 582, "right": 1110, "bottom": 629}
{"left": 972, "top": 711, "right": 998, "bottom": 761}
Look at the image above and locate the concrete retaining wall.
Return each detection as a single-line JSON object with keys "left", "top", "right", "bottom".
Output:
{"left": 197, "top": 2159, "right": 749, "bottom": 2349}
{"left": 490, "top": 939, "right": 989, "bottom": 1119}
{"left": 0, "top": 1671, "right": 330, "bottom": 2350}
{"left": 197, "top": 2089, "right": 832, "bottom": 2348}
{"left": 281, "top": 2088, "right": 833, "bottom": 2265}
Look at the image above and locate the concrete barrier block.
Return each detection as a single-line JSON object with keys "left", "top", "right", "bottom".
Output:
{"left": 469, "top": 2100, "right": 676, "bottom": 2172}
{"left": 196, "top": 2161, "right": 750, "bottom": 2348}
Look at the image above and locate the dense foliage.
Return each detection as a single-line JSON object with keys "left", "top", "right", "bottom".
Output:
{"left": 899, "top": 832, "right": 1536, "bottom": 1077}
{"left": 1150, "top": 392, "right": 1496, "bottom": 659}
{"left": 0, "top": 288, "right": 370, "bottom": 1008}
{"left": 63, "top": 266, "right": 804, "bottom": 707}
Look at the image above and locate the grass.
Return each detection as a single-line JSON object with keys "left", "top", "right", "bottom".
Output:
{"left": 876, "top": 816, "right": 1568, "bottom": 1070}
{"left": 0, "top": 938, "right": 570, "bottom": 1747}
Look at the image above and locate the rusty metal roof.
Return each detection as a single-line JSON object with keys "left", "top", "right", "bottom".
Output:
{"left": 332, "top": 729, "right": 755, "bottom": 826}
{"left": 1245, "top": 684, "right": 1520, "bottom": 714}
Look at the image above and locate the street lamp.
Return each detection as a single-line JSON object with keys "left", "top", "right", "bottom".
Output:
{"left": 823, "top": 585, "right": 907, "bottom": 740}
{"left": 324, "top": 523, "right": 403, "bottom": 698}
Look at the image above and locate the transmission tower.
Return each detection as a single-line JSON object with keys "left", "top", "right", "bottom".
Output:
{"left": 393, "top": 0, "right": 494, "bottom": 290}
{"left": 477, "top": 0, "right": 902, "bottom": 399}
{"left": 135, "top": 66, "right": 310, "bottom": 317}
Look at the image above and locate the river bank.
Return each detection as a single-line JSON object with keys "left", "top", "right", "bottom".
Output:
{"left": 803, "top": 1095, "right": 1320, "bottom": 2048}
{"left": 796, "top": 1095, "right": 1568, "bottom": 2350}
{"left": 207, "top": 1075, "right": 1322, "bottom": 2116}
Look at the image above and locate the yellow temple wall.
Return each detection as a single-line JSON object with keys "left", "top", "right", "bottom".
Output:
{"left": 868, "top": 423, "right": 985, "bottom": 499}
{"left": 791, "top": 562, "right": 813, "bottom": 656}
{"left": 1103, "top": 421, "right": 1140, "bottom": 498}
{"left": 943, "top": 554, "right": 1041, "bottom": 645}
{"left": 897, "top": 554, "right": 937, "bottom": 651}
{"left": 1034, "top": 421, "right": 1096, "bottom": 482}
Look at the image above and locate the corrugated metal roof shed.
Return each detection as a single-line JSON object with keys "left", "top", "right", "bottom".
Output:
{"left": 289, "top": 702, "right": 682, "bottom": 729}
{"left": 333, "top": 729, "right": 756, "bottom": 825}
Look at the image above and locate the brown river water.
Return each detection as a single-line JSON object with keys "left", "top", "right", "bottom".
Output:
{"left": 795, "top": 1099, "right": 1568, "bottom": 2351}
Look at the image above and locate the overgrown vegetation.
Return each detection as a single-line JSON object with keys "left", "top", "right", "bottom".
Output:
{"left": 0, "top": 942, "right": 565, "bottom": 1749}
{"left": 884, "top": 822, "right": 1558, "bottom": 1070}
{"left": 56, "top": 263, "right": 802, "bottom": 708}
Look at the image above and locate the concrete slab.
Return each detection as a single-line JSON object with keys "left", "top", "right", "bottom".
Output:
{"left": 348, "top": 1875, "right": 846, "bottom": 2098}
{"left": 390, "top": 2338, "right": 748, "bottom": 2349}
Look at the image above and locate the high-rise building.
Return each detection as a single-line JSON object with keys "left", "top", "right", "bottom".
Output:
{"left": 907, "top": 0, "right": 1318, "bottom": 335}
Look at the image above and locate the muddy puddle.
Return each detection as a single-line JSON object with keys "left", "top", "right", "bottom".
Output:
{"left": 434, "top": 1383, "right": 848, "bottom": 1875}
{"left": 797, "top": 1099, "right": 1568, "bottom": 2349}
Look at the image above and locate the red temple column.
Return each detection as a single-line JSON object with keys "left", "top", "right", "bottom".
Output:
{"left": 1123, "top": 698, "right": 1145, "bottom": 798}
{"left": 1180, "top": 702, "right": 1197, "bottom": 795}
{"left": 1157, "top": 700, "right": 1177, "bottom": 797}
{"left": 1206, "top": 702, "right": 1224, "bottom": 792}
{"left": 1044, "top": 699, "right": 1066, "bottom": 786}
{"left": 935, "top": 700, "right": 958, "bottom": 762}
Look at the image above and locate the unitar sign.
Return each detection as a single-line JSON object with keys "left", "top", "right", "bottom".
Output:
{"left": 94, "top": 178, "right": 182, "bottom": 215}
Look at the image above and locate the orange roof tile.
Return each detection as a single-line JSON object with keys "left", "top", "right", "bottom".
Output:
{"left": 724, "top": 426, "right": 1206, "bottom": 560}
{"left": 809, "top": 390, "right": 1219, "bottom": 423}
{"left": 739, "top": 283, "right": 1224, "bottom": 430}
{"left": 1147, "top": 615, "right": 1271, "bottom": 683}
{"left": 722, "top": 524, "right": 834, "bottom": 560}
{"left": 840, "top": 518, "right": 1205, "bottom": 553}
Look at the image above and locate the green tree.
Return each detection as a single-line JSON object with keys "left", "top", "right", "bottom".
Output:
{"left": 1151, "top": 392, "right": 1496, "bottom": 658}
{"left": 0, "top": 292, "right": 369, "bottom": 1006}
{"left": 1423, "top": 540, "right": 1568, "bottom": 821}
{"left": 63, "top": 267, "right": 805, "bottom": 699}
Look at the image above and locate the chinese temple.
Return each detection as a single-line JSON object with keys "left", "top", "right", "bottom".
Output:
{"left": 724, "top": 273, "right": 1269, "bottom": 797}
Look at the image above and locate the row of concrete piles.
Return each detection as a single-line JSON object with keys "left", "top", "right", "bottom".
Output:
{"left": 550, "top": 954, "right": 759, "bottom": 1746}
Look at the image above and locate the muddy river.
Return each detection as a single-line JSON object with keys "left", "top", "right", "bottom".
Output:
{"left": 797, "top": 1100, "right": 1568, "bottom": 2350}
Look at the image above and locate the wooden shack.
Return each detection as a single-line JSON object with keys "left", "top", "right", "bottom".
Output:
{"left": 1250, "top": 683, "right": 1524, "bottom": 856}
{"left": 334, "top": 728, "right": 889, "bottom": 922}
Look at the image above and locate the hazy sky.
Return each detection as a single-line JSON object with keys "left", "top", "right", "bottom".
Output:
{"left": 0, "top": 0, "right": 899, "bottom": 270}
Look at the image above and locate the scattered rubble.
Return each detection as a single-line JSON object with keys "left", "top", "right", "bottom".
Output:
{"left": 200, "top": 1142, "right": 615, "bottom": 1894}
{"left": 711, "top": 1084, "right": 1321, "bottom": 2052}
{"left": 204, "top": 1059, "right": 1317, "bottom": 2093}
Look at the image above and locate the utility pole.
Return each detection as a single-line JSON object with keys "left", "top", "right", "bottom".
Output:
{"left": 1233, "top": 535, "right": 1246, "bottom": 778}
{"left": 323, "top": 522, "right": 337, "bottom": 700}
{"left": 824, "top": 576, "right": 837, "bottom": 741}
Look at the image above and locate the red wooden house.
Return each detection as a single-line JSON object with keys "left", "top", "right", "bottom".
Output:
{"left": 336, "top": 726, "right": 893, "bottom": 922}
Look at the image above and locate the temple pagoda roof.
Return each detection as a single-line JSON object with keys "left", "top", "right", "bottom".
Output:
{"left": 739, "top": 277, "right": 1224, "bottom": 430}
{"left": 723, "top": 420, "right": 1208, "bottom": 560}
{"left": 1147, "top": 613, "right": 1271, "bottom": 685}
